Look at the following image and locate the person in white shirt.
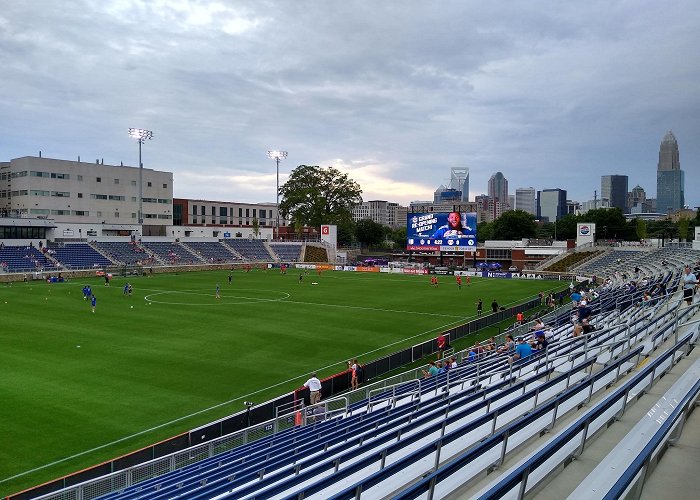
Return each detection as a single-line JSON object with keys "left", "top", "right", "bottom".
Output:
{"left": 683, "top": 266, "right": 698, "bottom": 305}
{"left": 304, "top": 373, "right": 322, "bottom": 404}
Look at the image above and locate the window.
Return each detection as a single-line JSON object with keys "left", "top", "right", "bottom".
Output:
{"left": 131, "top": 197, "right": 136, "bottom": 202}
{"left": 31, "top": 171, "right": 49, "bottom": 178}
{"left": 50, "top": 209, "right": 70, "bottom": 215}
{"left": 77, "top": 193, "right": 83, "bottom": 198}
{"left": 147, "top": 181, "right": 152, "bottom": 187}
{"left": 114, "top": 212, "right": 120, "bottom": 218}
{"left": 192, "top": 217, "right": 198, "bottom": 224}
{"left": 142, "top": 197, "right": 157, "bottom": 203}
{"left": 252, "top": 209, "right": 257, "bottom": 217}
{"left": 96, "top": 211, "right": 102, "bottom": 217}
{"left": 260, "top": 209, "right": 267, "bottom": 218}
{"left": 91, "top": 194, "right": 108, "bottom": 200}
{"left": 72, "top": 210, "right": 89, "bottom": 216}
{"left": 131, "top": 180, "right": 136, "bottom": 186}
{"left": 158, "top": 198, "right": 170, "bottom": 204}
{"left": 11, "top": 190, "right": 28, "bottom": 196}
{"left": 51, "top": 191, "right": 70, "bottom": 197}
{"left": 162, "top": 183, "right": 167, "bottom": 188}
{"left": 211, "top": 206, "right": 216, "bottom": 216}
{"left": 30, "top": 208, "right": 50, "bottom": 215}
{"left": 30, "top": 190, "right": 49, "bottom": 196}
{"left": 219, "top": 207, "right": 227, "bottom": 216}
{"left": 109, "top": 195, "right": 125, "bottom": 201}
{"left": 78, "top": 175, "right": 83, "bottom": 181}
{"left": 239, "top": 208, "right": 243, "bottom": 217}
{"left": 157, "top": 214, "right": 172, "bottom": 219}
{"left": 201, "top": 206, "right": 206, "bottom": 216}
{"left": 131, "top": 213, "right": 136, "bottom": 218}
{"left": 114, "top": 179, "right": 119, "bottom": 185}
{"left": 10, "top": 171, "right": 28, "bottom": 178}
{"left": 51, "top": 173, "right": 69, "bottom": 179}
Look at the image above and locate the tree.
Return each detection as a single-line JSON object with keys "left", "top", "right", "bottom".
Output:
{"left": 678, "top": 217, "right": 690, "bottom": 241}
{"left": 491, "top": 210, "right": 537, "bottom": 240}
{"left": 476, "top": 221, "right": 493, "bottom": 242}
{"left": 279, "top": 165, "right": 363, "bottom": 229}
{"left": 635, "top": 218, "right": 648, "bottom": 241}
{"left": 355, "top": 219, "right": 386, "bottom": 248}
{"left": 251, "top": 217, "right": 260, "bottom": 238}
{"left": 389, "top": 226, "right": 407, "bottom": 250}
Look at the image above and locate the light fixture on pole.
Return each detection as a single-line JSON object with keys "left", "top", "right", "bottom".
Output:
{"left": 267, "top": 150, "right": 287, "bottom": 240}
{"left": 128, "top": 128, "right": 153, "bottom": 225}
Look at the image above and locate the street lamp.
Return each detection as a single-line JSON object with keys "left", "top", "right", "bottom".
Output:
{"left": 128, "top": 128, "right": 153, "bottom": 225}
{"left": 267, "top": 150, "right": 287, "bottom": 240}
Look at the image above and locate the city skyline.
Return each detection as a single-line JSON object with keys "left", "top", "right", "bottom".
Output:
{"left": 1, "top": 2, "right": 698, "bottom": 208}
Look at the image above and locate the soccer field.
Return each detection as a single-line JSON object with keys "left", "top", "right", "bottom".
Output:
{"left": 0, "top": 269, "right": 561, "bottom": 496}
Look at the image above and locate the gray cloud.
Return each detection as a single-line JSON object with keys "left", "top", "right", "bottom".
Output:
{"left": 1, "top": 0, "right": 698, "bottom": 207}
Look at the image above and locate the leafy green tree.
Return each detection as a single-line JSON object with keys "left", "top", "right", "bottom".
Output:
{"left": 635, "top": 218, "right": 648, "bottom": 241}
{"left": 554, "top": 214, "right": 578, "bottom": 240}
{"left": 477, "top": 221, "right": 493, "bottom": 242}
{"left": 279, "top": 165, "right": 363, "bottom": 228}
{"left": 491, "top": 210, "right": 537, "bottom": 240}
{"left": 389, "top": 226, "right": 407, "bottom": 249}
{"left": 355, "top": 219, "right": 386, "bottom": 248}
{"left": 336, "top": 218, "right": 355, "bottom": 247}
{"left": 678, "top": 217, "right": 690, "bottom": 241}
{"left": 251, "top": 217, "right": 260, "bottom": 238}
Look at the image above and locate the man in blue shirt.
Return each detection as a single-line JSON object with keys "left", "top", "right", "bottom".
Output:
{"left": 510, "top": 337, "right": 532, "bottom": 364}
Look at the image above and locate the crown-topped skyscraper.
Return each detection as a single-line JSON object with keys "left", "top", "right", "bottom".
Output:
{"left": 656, "top": 131, "right": 684, "bottom": 213}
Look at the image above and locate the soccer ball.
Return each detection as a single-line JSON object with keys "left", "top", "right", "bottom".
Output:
{"left": 130, "top": 305, "right": 134, "bottom": 309}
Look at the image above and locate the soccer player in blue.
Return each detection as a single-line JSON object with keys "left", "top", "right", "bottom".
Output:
{"left": 91, "top": 295, "right": 97, "bottom": 313}
{"left": 82, "top": 285, "right": 89, "bottom": 300}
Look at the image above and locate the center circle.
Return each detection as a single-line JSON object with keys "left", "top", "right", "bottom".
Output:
{"left": 143, "top": 288, "right": 290, "bottom": 306}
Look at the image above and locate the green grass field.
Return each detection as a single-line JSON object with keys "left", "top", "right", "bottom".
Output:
{"left": 0, "top": 269, "right": 562, "bottom": 496}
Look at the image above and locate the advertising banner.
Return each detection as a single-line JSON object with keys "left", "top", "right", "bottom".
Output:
{"left": 406, "top": 212, "right": 477, "bottom": 251}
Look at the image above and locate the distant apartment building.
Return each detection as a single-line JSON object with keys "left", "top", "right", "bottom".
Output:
{"left": 515, "top": 187, "right": 536, "bottom": 215}
{"left": 352, "top": 200, "right": 406, "bottom": 228}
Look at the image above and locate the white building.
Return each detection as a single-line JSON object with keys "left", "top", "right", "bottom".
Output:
{"left": 352, "top": 200, "right": 406, "bottom": 228}
{"left": 1, "top": 156, "right": 173, "bottom": 234}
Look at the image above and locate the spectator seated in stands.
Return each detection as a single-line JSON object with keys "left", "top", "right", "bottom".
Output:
{"left": 509, "top": 337, "right": 532, "bottom": 364}
{"left": 422, "top": 361, "right": 439, "bottom": 378}
{"left": 497, "top": 334, "right": 515, "bottom": 354}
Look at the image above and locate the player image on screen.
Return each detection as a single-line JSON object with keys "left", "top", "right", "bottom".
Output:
{"left": 431, "top": 212, "right": 472, "bottom": 239}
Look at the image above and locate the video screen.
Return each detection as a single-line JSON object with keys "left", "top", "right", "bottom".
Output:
{"left": 406, "top": 212, "right": 477, "bottom": 251}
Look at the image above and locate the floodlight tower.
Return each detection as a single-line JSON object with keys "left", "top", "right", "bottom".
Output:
{"left": 267, "top": 150, "right": 288, "bottom": 240}
{"left": 128, "top": 128, "right": 153, "bottom": 225}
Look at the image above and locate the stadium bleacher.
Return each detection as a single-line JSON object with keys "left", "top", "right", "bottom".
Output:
{"left": 269, "top": 242, "right": 303, "bottom": 262}
{"left": 140, "top": 241, "right": 203, "bottom": 265}
{"left": 50, "top": 243, "right": 114, "bottom": 269}
{"left": 182, "top": 241, "right": 240, "bottom": 264}
{"left": 0, "top": 245, "right": 56, "bottom": 273}
{"left": 222, "top": 239, "right": 273, "bottom": 261}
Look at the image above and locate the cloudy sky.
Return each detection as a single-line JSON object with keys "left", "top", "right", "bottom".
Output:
{"left": 1, "top": 1, "right": 699, "bottom": 207}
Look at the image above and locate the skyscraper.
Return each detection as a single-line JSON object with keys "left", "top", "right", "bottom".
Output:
{"left": 488, "top": 172, "right": 509, "bottom": 206}
{"left": 515, "top": 187, "right": 536, "bottom": 215}
{"left": 537, "top": 188, "right": 567, "bottom": 222}
{"left": 450, "top": 168, "right": 470, "bottom": 202}
{"left": 656, "top": 131, "right": 684, "bottom": 213}
{"left": 601, "top": 175, "right": 629, "bottom": 213}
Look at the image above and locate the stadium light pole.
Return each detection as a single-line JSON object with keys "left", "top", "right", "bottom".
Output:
{"left": 128, "top": 128, "right": 153, "bottom": 226}
{"left": 267, "top": 150, "right": 287, "bottom": 240}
